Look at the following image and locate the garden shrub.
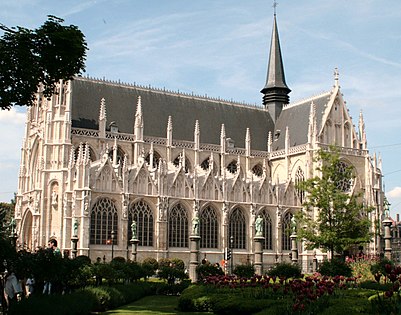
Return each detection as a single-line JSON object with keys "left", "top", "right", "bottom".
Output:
{"left": 233, "top": 264, "right": 255, "bottom": 278}
{"left": 359, "top": 280, "right": 393, "bottom": 291}
{"left": 318, "top": 259, "right": 352, "bottom": 277}
{"left": 267, "top": 262, "right": 302, "bottom": 279}
{"left": 9, "top": 289, "right": 97, "bottom": 315}
{"left": 142, "top": 257, "right": 158, "bottom": 278}
{"left": 196, "top": 263, "right": 224, "bottom": 281}
{"left": 370, "top": 257, "right": 394, "bottom": 277}
{"left": 178, "top": 284, "right": 212, "bottom": 312}
{"left": 211, "top": 295, "right": 270, "bottom": 315}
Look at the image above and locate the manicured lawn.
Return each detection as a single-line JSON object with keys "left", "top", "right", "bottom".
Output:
{"left": 101, "top": 295, "right": 212, "bottom": 315}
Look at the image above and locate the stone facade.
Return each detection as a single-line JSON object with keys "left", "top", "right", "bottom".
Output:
{"left": 14, "top": 15, "right": 385, "bottom": 273}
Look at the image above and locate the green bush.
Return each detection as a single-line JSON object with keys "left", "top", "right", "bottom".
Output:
{"left": 267, "top": 262, "right": 302, "bottom": 279}
{"left": 318, "top": 259, "right": 352, "bottom": 277}
{"left": 196, "top": 263, "right": 224, "bottom": 281}
{"left": 211, "top": 295, "right": 270, "bottom": 315}
{"left": 370, "top": 258, "right": 394, "bottom": 276}
{"left": 233, "top": 264, "right": 255, "bottom": 278}
{"left": 142, "top": 257, "right": 158, "bottom": 278}
{"left": 9, "top": 289, "right": 97, "bottom": 315}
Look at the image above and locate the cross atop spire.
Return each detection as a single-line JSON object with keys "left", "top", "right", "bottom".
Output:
{"left": 273, "top": 1, "right": 278, "bottom": 16}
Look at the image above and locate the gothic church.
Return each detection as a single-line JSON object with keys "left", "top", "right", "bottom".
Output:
{"left": 14, "top": 13, "right": 385, "bottom": 272}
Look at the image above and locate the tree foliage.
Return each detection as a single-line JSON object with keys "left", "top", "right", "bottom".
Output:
{"left": 295, "top": 148, "right": 372, "bottom": 258}
{"left": 0, "top": 15, "right": 87, "bottom": 109}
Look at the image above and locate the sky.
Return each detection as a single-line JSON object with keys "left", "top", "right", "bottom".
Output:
{"left": 1, "top": 0, "right": 401, "bottom": 215}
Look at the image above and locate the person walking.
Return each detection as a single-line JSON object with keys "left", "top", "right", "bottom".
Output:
{"left": 4, "top": 269, "right": 22, "bottom": 312}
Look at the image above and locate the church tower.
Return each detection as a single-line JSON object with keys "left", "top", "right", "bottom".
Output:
{"left": 261, "top": 11, "right": 291, "bottom": 122}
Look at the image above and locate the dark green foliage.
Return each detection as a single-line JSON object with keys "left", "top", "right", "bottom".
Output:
{"left": 157, "top": 258, "right": 188, "bottom": 284}
{"left": 9, "top": 289, "right": 97, "bottom": 315}
{"left": 211, "top": 295, "right": 270, "bottom": 315}
{"left": 9, "top": 282, "right": 154, "bottom": 314}
{"left": 233, "top": 264, "right": 256, "bottom": 278}
{"left": 196, "top": 263, "right": 224, "bottom": 281}
{"left": 141, "top": 257, "right": 158, "bottom": 278}
{"left": 318, "top": 259, "right": 352, "bottom": 277}
{"left": 359, "top": 280, "right": 393, "bottom": 291}
{"left": 0, "top": 16, "right": 87, "bottom": 109}
{"left": 370, "top": 258, "right": 394, "bottom": 276}
{"left": 267, "top": 262, "right": 302, "bottom": 278}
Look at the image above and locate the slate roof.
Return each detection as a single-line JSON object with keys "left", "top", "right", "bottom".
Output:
{"left": 272, "top": 91, "right": 332, "bottom": 150}
{"left": 70, "top": 77, "right": 275, "bottom": 151}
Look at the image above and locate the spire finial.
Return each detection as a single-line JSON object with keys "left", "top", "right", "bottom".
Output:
{"left": 273, "top": 1, "right": 278, "bottom": 16}
{"left": 334, "top": 68, "right": 339, "bottom": 86}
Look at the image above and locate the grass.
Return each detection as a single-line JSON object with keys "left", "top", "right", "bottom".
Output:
{"left": 101, "top": 295, "right": 212, "bottom": 315}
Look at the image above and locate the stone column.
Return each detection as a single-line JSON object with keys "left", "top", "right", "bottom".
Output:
{"left": 383, "top": 218, "right": 393, "bottom": 260}
{"left": 254, "top": 236, "right": 264, "bottom": 275}
{"left": 71, "top": 235, "right": 79, "bottom": 258}
{"left": 189, "top": 235, "right": 201, "bottom": 282}
{"left": 130, "top": 238, "right": 140, "bottom": 262}
{"left": 290, "top": 233, "right": 298, "bottom": 264}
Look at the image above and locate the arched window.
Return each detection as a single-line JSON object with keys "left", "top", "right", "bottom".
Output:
{"left": 108, "top": 145, "right": 125, "bottom": 164}
{"left": 145, "top": 150, "right": 162, "bottom": 169}
{"left": 228, "top": 207, "right": 246, "bottom": 249}
{"left": 258, "top": 209, "right": 273, "bottom": 250}
{"left": 282, "top": 212, "right": 293, "bottom": 251}
{"left": 74, "top": 145, "right": 96, "bottom": 162}
{"left": 252, "top": 164, "right": 263, "bottom": 177}
{"left": 200, "top": 206, "right": 218, "bottom": 248}
{"left": 295, "top": 167, "right": 305, "bottom": 204}
{"left": 227, "top": 160, "right": 238, "bottom": 174}
{"left": 173, "top": 155, "right": 191, "bottom": 173}
{"left": 168, "top": 203, "right": 188, "bottom": 247}
{"left": 336, "top": 161, "right": 352, "bottom": 192}
{"left": 90, "top": 198, "right": 118, "bottom": 245}
{"left": 128, "top": 200, "right": 154, "bottom": 246}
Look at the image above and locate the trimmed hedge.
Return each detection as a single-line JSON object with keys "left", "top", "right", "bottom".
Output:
{"left": 9, "top": 282, "right": 155, "bottom": 315}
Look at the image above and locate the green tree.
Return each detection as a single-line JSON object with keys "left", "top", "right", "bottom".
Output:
{"left": 295, "top": 148, "right": 372, "bottom": 259}
{"left": 0, "top": 15, "right": 87, "bottom": 109}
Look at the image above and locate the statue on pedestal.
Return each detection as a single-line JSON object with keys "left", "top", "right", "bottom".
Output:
{"left": 255, "top": 215, "right": 263, "bottom": 237}
{"left": 73, "top": 219, "right": 79, "bottom": 236}
{"left": 131, "top": 220, "right": 137, "bottom": 240}
{"left": 192, "top": 216, "right": 200, "bottom": 235}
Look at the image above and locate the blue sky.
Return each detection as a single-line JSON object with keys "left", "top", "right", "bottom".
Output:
{"left": 1, "top": 1, "right": 401, "bottom": 215}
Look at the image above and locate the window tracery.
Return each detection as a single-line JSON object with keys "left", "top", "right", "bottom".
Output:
{"left": 128, "top": 200, "right": 154, "bottom": 246}
{"left": 200, "top": 206, "right": 218, "bottom": 248}
{"left": 90, "top": 198, "right": 118, "bottom": 245}
{"left": 168, "top": 203, "right": 188, "bottom": 247}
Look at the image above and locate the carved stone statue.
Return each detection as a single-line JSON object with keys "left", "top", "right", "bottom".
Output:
{"left": 255, "top": 215, "right": 263, "bottom": 236}
{"left": 291, "top": 215, "right": 297, "bottom": 234}
{"left": 131, "top": 220, "right": 137, "bottom": 240}
{"left": 73, "top": 219, "right": 79, "bottom": 236}
{"left": 51, "top": 190, "right": 58, "bottom": 207}
{"left": 192, "top": 216, "right": 200, "bottom": 235}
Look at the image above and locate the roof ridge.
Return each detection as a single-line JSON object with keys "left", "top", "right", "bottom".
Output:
{"left": 284, "top": 90, "right": 332, "bottom": 109}
{"left": 75, "top": 75, "right": 264, "bottom": 110}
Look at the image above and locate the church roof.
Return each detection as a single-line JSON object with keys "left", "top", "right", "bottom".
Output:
{"left": 70, "top": 77, "right": 275, "bottom": 151}
{"left": 272, "top": 91, "right": 332, "bottom": 150}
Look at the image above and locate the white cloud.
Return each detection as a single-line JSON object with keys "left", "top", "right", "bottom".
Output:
{"left": 388, "top": 187, "right": 401, "bottom": 199}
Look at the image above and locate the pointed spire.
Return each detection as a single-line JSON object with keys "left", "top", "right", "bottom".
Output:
{"left": 194, "top": 120, "right": 200, "bottom": 150}
{"left": 77, "top": 143, "right": 84, "bottom": 165}
{"left": 245, "top": 128, "right": 251, "bottom": 156}
{"left": 113, "top": 137, "right": 118, "bottom": 166}
{"left": 99, "top": 98, "right": 107, "bottom": 138}
{"left": 99, "top": 98, "right": 106, "bottom": 121}
{"left": 261, "top": 13, "right": 291, "bottom": 121}
{"left": 308, "top": 101, "right": 317, "bottom": 144}
{"left": 167, "top": 116, "right": 173, "bottom": 146}
{"left": 134, "top": 96, "right": 143, "bottom": 128}
{"left": 334, "top": 68, "right": 340, "bottom": 87}
{"left": 220, "top": 124, "right": 226, "bottom": 153}
{"left": 267, "top": 131, "right": 272, "bottom": 153}
{"left": 84, "top": 142, "right": 90, "bottom": 164}
{"left": 358, "top": 110, "right": 367, "bottom": 149}
{"left": 68, "top": 146, "right": 75, "bottom": 169}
